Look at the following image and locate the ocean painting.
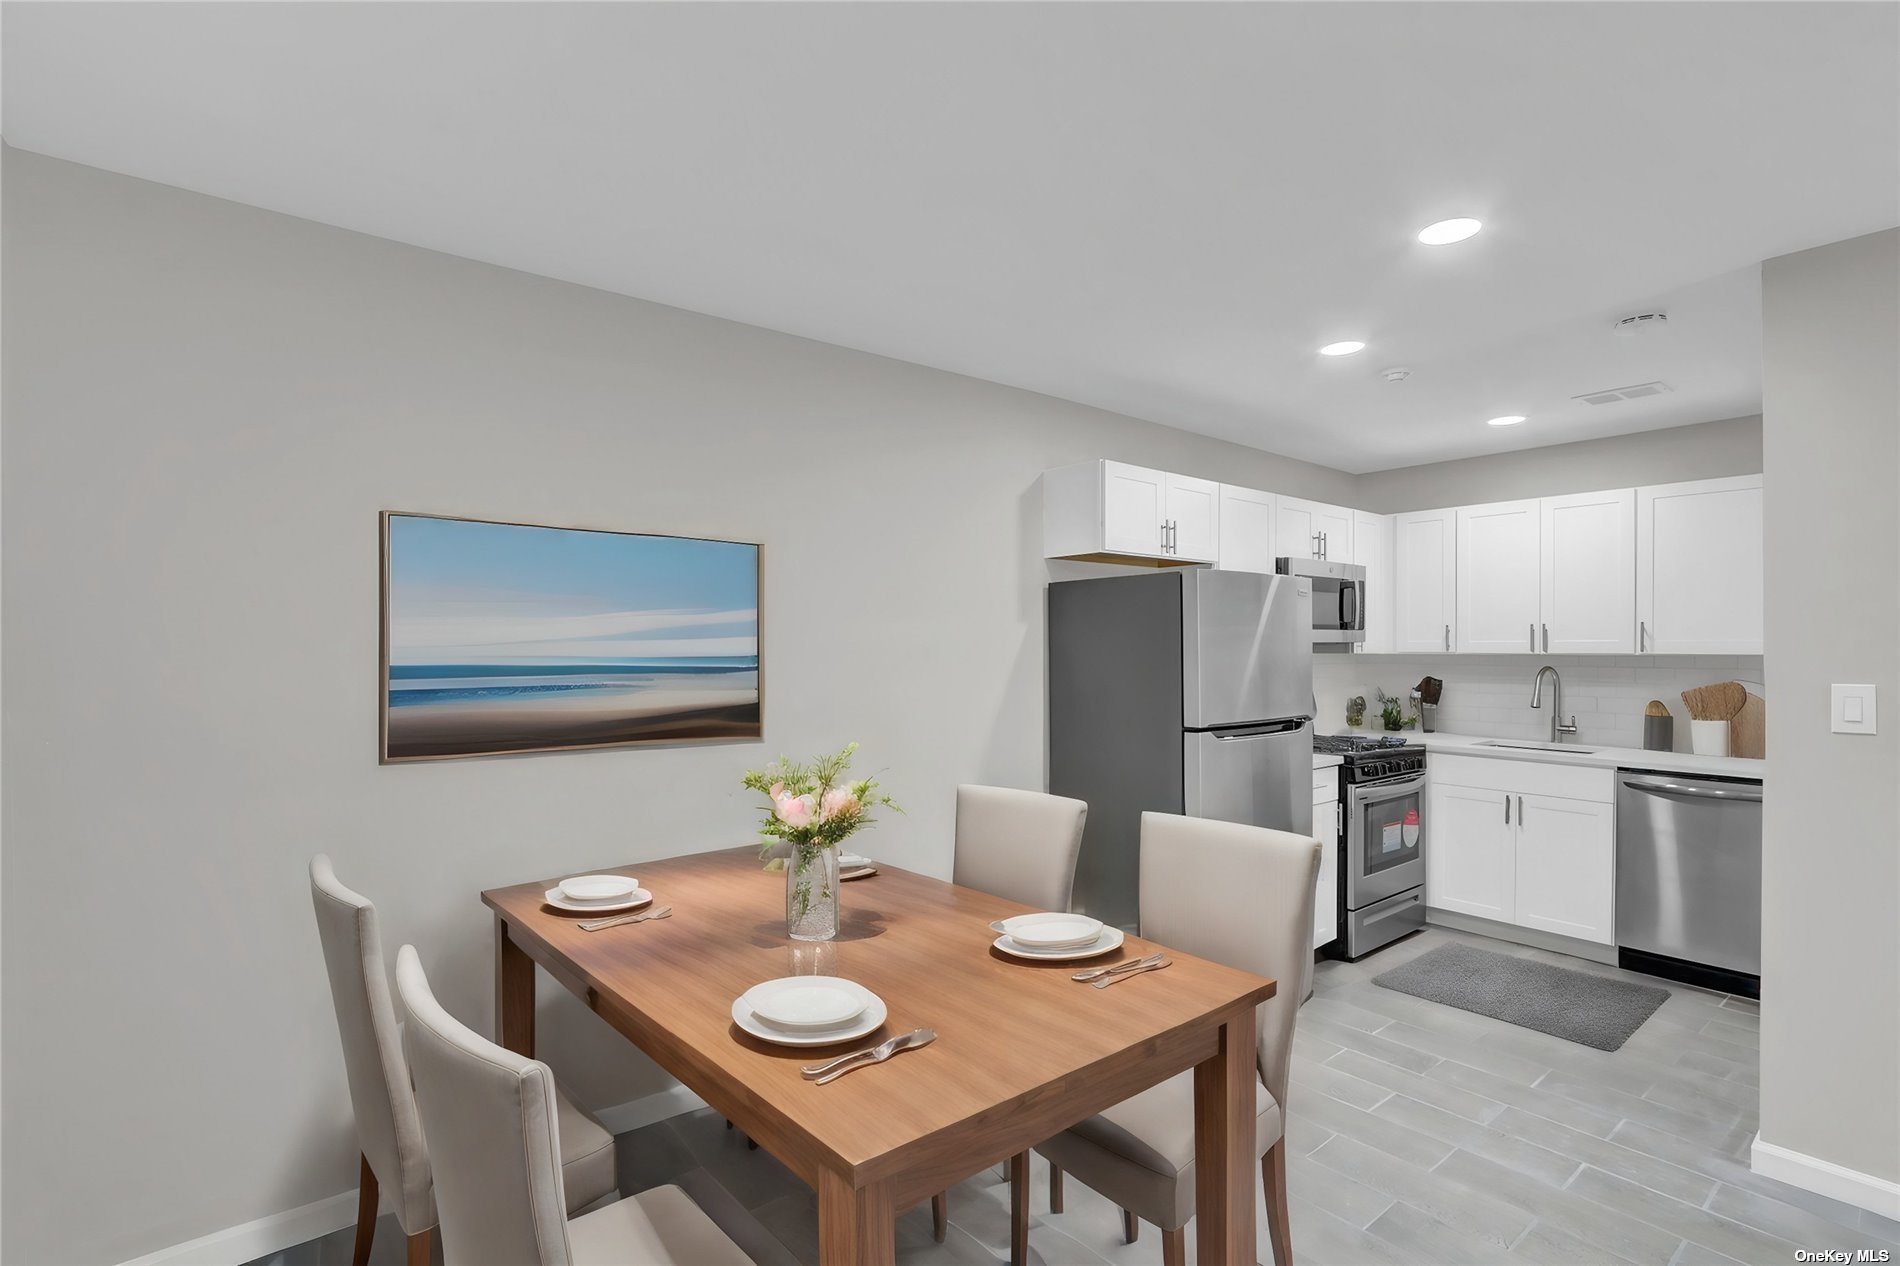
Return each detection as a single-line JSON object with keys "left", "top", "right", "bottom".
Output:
{"left": 381, "top": 513, "right": 760, "bottom": 761}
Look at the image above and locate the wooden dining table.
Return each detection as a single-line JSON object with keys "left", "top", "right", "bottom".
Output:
{"left": 483, "top": 847, "right": 1276, "bottom": 1265}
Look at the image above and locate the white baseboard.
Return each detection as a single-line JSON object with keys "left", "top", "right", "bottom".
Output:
{"left": 595, "top": 1082, "right": 708, "bottom": 1135}
{"left": 116, "top": 1191, "right": 361, "bottom": 1266}
{"left": 115, "top": 1084, "right": 707, "bottom": 1266}
{"left": 1752, "top": 1133, "right": 1900, "bottom": 1220}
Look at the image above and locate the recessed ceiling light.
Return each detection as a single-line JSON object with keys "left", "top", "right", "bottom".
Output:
{"left": 1319, "top": 341, "right": 1366, "bottom": 356}
{"left": 1486, "top": 415, "right": 1527, "bottom": 427}
{"left": 1418, "top": 218, "right": 1483, "bottom": 245}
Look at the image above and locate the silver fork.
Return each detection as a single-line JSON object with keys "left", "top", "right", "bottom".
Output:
{"left": 1092, "top": 958, "right": 1170, "bottom": 989}
{"left": 578, "top": 905, "right": 672, "bottom": 932}
{"left": 800, "top": 1028, "right": 935, "bottom": 1083}
{"left": 1071, "top": 952, "right": 1164, "bottom": 983}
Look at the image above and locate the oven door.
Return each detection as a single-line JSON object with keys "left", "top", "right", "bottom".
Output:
{"left": 1346, "top": 773, "right": 1426, "bottom": 908}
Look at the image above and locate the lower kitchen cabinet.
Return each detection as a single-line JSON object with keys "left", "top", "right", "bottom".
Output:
{"left": 1425, "top": 783, "right": 1514, "bottom": 922}
{"left": 1426, "top": 755, "right": 1617, "bottom": 947}
{"left": 1313, "top": 776, "right": 1339, "bottom": 949}
{"left": 1513, "top": 793, "right": 1615, "bottom": 944}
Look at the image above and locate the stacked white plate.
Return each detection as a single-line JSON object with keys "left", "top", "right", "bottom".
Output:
{"left": 732, "top": 977, "right": 887, "bottom": 1047}
{"left": 993, "top": 912, "right": 1124, "bottom": 961}
{"left": 543, "top": 874, "right": 653, "bottom": 915}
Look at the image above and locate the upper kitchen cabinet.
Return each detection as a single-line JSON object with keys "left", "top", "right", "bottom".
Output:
{"left": 1353, "top": 510, "right": 1394, "bottom": 653}
{"left": 1541, "top": 488, "right": 1636, "bottom": 654}
{"left": 1456, "top": 499, "right": 1542, "bottom": 653}
{"left": 1393, "top": 508, "right": 1456, "bottom": 652}
{"left": 1215, "top": 484, "right": 1278, "bottom": 574}
{"left": 1275, "top": 496, "right": 1354, "bottom": 563}
{"left": 1043, "top": 460, "right": 1219, "bottom": 565}
{"left": 1636, "top": 475, "right": 1764, "bottom": 654}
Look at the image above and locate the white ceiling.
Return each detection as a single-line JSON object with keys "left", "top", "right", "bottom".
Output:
{"left": 5, "top": 2, "right": 1897, "bottom": 473}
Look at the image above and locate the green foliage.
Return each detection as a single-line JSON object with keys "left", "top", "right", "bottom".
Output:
{"left": 742, "top": 741, "right": 902, "bottom": 859}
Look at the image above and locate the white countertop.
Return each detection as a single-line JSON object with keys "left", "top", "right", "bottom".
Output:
{"left": 1313, "top": 752, "right": 1343, "bottom": 771}
{"left": 1414, "top": 731, "right": 1765, "bottom": 781}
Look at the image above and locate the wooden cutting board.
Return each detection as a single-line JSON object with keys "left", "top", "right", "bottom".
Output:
{"left": 1730, "top": 692, "right": 1765, "bottom": 759}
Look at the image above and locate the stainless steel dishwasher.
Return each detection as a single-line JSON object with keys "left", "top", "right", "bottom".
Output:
{"left": 1616, "top": 770, "right": 1763, "bottom": 997}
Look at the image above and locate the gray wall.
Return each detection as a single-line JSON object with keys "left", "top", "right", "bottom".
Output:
{"left": 1356, "top": 414, "right": 1763, "bottom": 512}
{"left": 1758, "top": 230, "right": 1900, "bottom": 1186}
{"left": 0, "top": 149, "right": 1362, "bottom": 1264}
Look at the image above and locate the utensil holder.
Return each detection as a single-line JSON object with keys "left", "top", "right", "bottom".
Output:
{"left": 1419, "top": 702, "right": 1438, "bottom": 733}
{"left": 1689, "top": 719, "right": 1730, "bottom": 757}
{"left": 1643, "top": 714, "right": 1674, "bottom": 752}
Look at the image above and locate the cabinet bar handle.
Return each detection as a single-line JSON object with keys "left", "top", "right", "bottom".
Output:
{"left": 1542, "top": 623, "right": 1549, "bottom": 653}
{"left": 1504, "top": 795, "right": 1510, "bottom": 825}
{"left": 1530, "top": 623, "right": 1535, "bottom": 652}
{"left": 1640, "top": 620, "right": 1647, "bottom": 652}
{"left": 1444, "top": 624, "right": 1451, "bottom": 652}
{"left": 1518, "top": 795, "right": 1524, "bottom": 821}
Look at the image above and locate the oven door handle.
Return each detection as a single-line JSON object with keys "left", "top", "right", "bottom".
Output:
{"left": 1349, "top": 773, "right": 1428, "bottom": 805}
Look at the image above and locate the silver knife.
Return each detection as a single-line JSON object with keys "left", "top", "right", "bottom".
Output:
{"left": 801, "top": 1028, "right": 935, "bottom": 1083}
{"left": 1092, "top": 958, "right": 1171, "bottom": 989}
{"left": 579, "top": 905, "right": 672, "bottom": 932}
{"left": 1072, "top": 952, "right": 1164, "bottom": 983}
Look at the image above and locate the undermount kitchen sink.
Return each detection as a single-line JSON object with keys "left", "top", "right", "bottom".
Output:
{"left": 1476, "top": 740, "right": 1599, "bottom": 755}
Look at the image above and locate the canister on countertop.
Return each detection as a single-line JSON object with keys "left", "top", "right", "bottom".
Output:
{"left": 1643, "top": 700, "right": 1674, "bottom": 752}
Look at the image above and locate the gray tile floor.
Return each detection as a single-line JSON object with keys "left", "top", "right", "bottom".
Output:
{"left": 270, "top": 927, "right": 1899, "bottom": 1265}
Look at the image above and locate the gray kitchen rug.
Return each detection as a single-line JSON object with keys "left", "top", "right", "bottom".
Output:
{"left": 1373, "top": 942, "right": 1669, "bottom": 1051}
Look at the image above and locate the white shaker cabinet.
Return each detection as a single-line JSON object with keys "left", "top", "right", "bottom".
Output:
{"left": 1393, "top": 509, "right": 1456, "bottom": 653}
{"left": 1354, "top": 510, "right": 1394, "bottom": 653}
{"left": 1313, "top": 770, "right": 1340, "bottom": 950}
{"left": 1456, "top": 500, "right": 1542, "bottom": 653}
{"left": 1276, "top": 496, "right": 1354, "bottom": 563}
{"left": 1513, "top": 793, "right": 1616, "bottom": 945}
{"left": 1636, "top": 475, "right": 1764, "bottom": 654}
{"left": 1216, "top": 484, "right": 1278, "bottom": 574}
{"left": 1541, "top": 489, "right": 1636, "bottom": 654}
{"left": 1164, "top": 474, "right": 1220, "bottom": 564}
{"left": 1043, "top": 461, "right": 1219, "bottom": 564}
{"left": 1425, "top": 783, "right": 1515, "bottom": 922}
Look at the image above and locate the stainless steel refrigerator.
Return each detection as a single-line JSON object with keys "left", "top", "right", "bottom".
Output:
{"left": 1048, "top": 569, "right": 1314, "bottom": 929}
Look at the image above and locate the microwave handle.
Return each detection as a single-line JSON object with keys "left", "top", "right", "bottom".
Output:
{"left": 1340, "top": 580, "right": 1360, "bottom": 631}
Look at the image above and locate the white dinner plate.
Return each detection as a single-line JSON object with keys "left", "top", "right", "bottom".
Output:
{"left": 559, "top": 874, "right": 640, "bottom": 903}
{"left": 743, "top": 977, "right": 867, "bottom": 1031}
{"left": 998, "top": 912, "right": 1105, "bottom": 949}
{"left": 992, "top": 926, "right": 1126, "bottom": 962}
{"left": 730, "top": 983, "right": 887, "bottom": 1047}
{"left": 543, "top": 886, "right": 654, "bottom": 915}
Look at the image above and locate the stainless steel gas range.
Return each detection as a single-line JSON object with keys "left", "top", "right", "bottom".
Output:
{"left": 1314, "top": 734, "right": 1427, "bottom": 959}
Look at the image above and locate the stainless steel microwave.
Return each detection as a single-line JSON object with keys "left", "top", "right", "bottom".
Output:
{"left": 1274, "top": 557, "right": 1366, "bottom": 646}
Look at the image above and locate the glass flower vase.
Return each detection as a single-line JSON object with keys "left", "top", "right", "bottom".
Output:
{"left": 786, "top": 843, "right": 840, "bottom": 942}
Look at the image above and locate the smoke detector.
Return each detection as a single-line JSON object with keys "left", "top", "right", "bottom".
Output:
{"left": 1380, "top": 367, "right": 1413, "bottom": 383}
{"left": 1613, "top": 311, "right": 1669, "bottom": 337}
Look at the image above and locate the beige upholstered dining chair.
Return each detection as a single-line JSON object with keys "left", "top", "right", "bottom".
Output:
{"left": 1021, "top": 813, "right": 1319, "bottom": 1266}
{"left": 394, "top": 945, "right": 757, "bottom": 1266}
{"left": 936, "top": 784, "right": 1089, "bottom": 1245}
{"left": 309, "top": 856, "right": 618, "bottom": 1266}
{"left": 952, "top": 783, "right": 1089, "bottom": 913}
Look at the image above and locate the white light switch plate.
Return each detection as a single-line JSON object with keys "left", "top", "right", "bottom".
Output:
{"left": 1831, "top": 684, "right": 1877, "bottom": 735}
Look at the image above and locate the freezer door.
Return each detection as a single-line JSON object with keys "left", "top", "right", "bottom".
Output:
{"left": 1181, "top": 570, "right": 1314, "bottom": 729}
{"left": 1184, "top": 720, "right": 1314, "bottom": 837}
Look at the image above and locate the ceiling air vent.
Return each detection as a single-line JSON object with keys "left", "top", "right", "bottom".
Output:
{"left": 1613, "top": 311, "right": 1669, "bottom": 337}
{"left": 1574, "top": 381, "right": 1675, "bottom": 406}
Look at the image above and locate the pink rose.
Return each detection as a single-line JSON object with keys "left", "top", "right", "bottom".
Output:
{"left": 774, "top": 793, "right": 815, "bottom": 828}
{"left": 821, "top": 787, "right": 861, "bottom": 823}
{"left": 768, "top": 780, "right": 785, "bottom": 800}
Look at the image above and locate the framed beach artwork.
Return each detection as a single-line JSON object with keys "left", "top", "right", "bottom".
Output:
{"left": 380, "top": 512, "right": 761, "bottom": 762}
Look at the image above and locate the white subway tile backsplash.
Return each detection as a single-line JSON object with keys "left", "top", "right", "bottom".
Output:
{"left": 1316, "top": 652, "right": 1764, "bottom": 754}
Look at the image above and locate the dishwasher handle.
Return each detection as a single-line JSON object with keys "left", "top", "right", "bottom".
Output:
{"left": 1620, "top": 775, "right": 1762, "bottom": 804}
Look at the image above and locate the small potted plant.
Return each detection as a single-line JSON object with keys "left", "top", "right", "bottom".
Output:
{"left": 743, "top": 743, "right": 899, "bottom": 941}
{"left": 1374, "top": 689, "right": 1415, "bottom": 733}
